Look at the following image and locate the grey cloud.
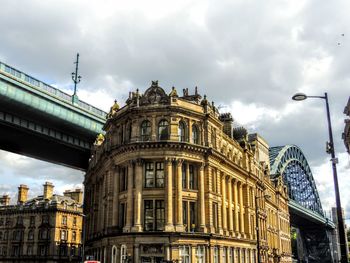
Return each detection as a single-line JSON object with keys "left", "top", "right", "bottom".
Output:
{"left": 0, "top": 0, "right": 349, "bottom": 219}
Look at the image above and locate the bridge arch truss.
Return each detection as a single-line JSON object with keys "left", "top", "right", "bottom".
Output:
{"left": 269, "top": 145, "right": 324, "bottom": 216}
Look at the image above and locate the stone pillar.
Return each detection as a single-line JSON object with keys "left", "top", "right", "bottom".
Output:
{"left": 198, "top": 163, "right": 207, "bottom": 232}
{"left": 175, "top": 159, "right": 184, "bottom": 231}
{"left": 239, "top": 182, "right": 245, "bottom": 236}
{"left": 165, "top": 158, "right": 174, "bottom": 231}
{"left": 132, "top": 160, "right": 143, "bottom": 232}
{"left": 123, "top": 163, "right": 133, "bottom": 232}
{"left": 228, "top": 178, "right": 234, "bottom": 236}
{"left": 233, "top": 179, "right": 239, "bottom": 235}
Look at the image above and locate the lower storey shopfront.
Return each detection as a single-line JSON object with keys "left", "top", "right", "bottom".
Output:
{"left": 85, "top": 234, "right": 257, "bottom": 263}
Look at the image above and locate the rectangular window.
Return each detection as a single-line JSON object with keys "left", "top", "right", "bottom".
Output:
{"left": 196, "top": 246, "right": 205, "bottom": 263}
{"left": 180, "top": 246, "right": 191, "bottom": 263}
{"left": 119, "top": 203, "right": 126, "bottom": 228}
{"left": 213, "top": 202, "right": 218, "bottom": 231}
{"left": 155, "top": 200, "right": 165, "bottom": 231}
{"left": 155, "top": 162, "right": 164, "bottom": 187}
{"left": 61, "top": 216, "right": 67, "bottom": 225}
{"left": 145, "top": 162, "right": 155, "bottom": 188}
{"left": 212, "top": 170, "right": 217, "bottom": 192}
{"left": 145, "top": 162, "right": 165, "bottom": 188}
{"left": 189, "top": 165, "right": 196, "bottom": 189}
{"left": 144, "top": 200, "right": 154, "bottom": 231}
{"left": 72, "top": 231, "right": 76, "bottom": 242}
{"left": 183, "top": 201, "right": 188, "bottom": 228}
{"left": 223, "top": 247, "right": 227, "bottom": 263}
{"left": 73, "top": 217, "right": 77, "bottom": 226}
{"left": 120, "top": 167, "right": 127, "bottom": 192}
{"left": 213, "top": 247, "right": 219, "bottom": 263}
{"left": 189, "top": 202, "right": 196, "bottom": 230}
{"left": 60, "top": 230, "right": 67, "bottom": 241}
{"left": 182, "top": 163, "right": 187, "bottom": 189}
{"left": 144, "top": 200, "right": 165, "bottom": 231}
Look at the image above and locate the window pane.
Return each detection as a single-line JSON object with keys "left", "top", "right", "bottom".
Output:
{"left": 141, "top": 120, "right": 151, "bottom": 141}
{"left": 145, "top": 162, "right": 154, "bottom": 187}
{"left": 182, "top": 164, "right": 187, "bottom": 189}
{"left": 158, "top": 120, "right": 169, "bottom": 140}
{"left": 155, "top": 200, "right": 165, "bottom": 230}
{"left": 144, "top": 200, "right": 154, "bottom": 231}
{"left": 156, "top": 162, "right": 164, "bottom": 188}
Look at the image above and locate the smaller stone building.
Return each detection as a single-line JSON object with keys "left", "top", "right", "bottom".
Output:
{"left": 0, "top": 182, "right": 83, "bottom": 263}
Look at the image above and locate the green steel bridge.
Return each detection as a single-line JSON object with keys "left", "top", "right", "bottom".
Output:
{"left": 270, "top": 145, "right": 336, "bottom": 263}
{"left": 0, "top": 61, "right": 106, "bottom": 170}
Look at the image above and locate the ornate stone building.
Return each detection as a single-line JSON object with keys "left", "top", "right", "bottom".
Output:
{"left": 84, "top": 81, "right": 292, "bottom": 263}
{"left": 0, "top": 182, "right": 83, "bottom": 263}
{"left": 343, "top": 96, "right": 350, "bottom": 153}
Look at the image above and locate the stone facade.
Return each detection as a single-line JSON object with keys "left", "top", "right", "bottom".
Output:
{"left": 343, "top": 97, "right": 350, "bottom": 153}
{"left": 84, "top": 81, "right": 292, "bottom": 263}
{"left": 0, "top": 182, "right": 83, "bottom": 263}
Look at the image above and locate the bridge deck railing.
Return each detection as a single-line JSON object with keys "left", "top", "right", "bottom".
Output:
{"left": 0, "top": 61, "right": 106, "bottom": 119}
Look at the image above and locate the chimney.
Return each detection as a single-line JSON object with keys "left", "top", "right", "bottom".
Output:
{"left": 0, "top": 195, "right": 10, "bottom": 206}
{"left": 64, "top": 189, "right": 83, "bottom": 204}
{"left": 18, "top": 184, "right": 29, "bottom": 204}
{"left": 43, "top": 182, "right": 54, "bottom": 200}
{"left": 219, "top": 113, "right": 234, "bottom": 138}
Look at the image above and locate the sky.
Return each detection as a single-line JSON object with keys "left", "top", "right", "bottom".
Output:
{"left": 0, "top": 0, "right": 349, "bottom": 223}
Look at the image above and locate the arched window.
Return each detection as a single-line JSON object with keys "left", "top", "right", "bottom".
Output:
{"left": 120, "top": 245, "right": 127, "bottom": 262}
{"left": 192, "top": 124, "right": 199, "bottom": 144}
{"left": 178, "top": 121, "right": 186, "bottom": 142}
{"left": 140, "top": 120, "right": 152, "bottom": 141}
{"left": 158, "top": 119, "right": 169, "bottom": 140}
{"left": 111, "top": 246, "right": 118, "bottom": 263}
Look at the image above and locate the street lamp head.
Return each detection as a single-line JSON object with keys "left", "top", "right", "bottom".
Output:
{"left": 292, "top": 93, "right": 308, "bottom": 101}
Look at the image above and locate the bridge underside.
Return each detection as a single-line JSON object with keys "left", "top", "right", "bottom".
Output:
{"left": 290, "top": 215, "right": 333, "bottom": 263}
{"left": 0, "top": 97, "right": 93, "bottom": 170}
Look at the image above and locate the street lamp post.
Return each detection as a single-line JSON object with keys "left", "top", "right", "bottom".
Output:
{"left": 255, "top": 194, "right": 271, "bottom": 263}
{"left": 292, "top": 92, "right": 348, "bottom": 263}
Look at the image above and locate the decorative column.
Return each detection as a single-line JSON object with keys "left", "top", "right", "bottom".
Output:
{"left": 221, "top": 173, "right": 227, "bottom": 235}
{"left": 198, "top": 163, "right": 207, "bottom": 232}
{"left": 175, "top": 159, "right": 184, "bottom": 231}
{"left": 239, "top": 182, "right": 245, "bottom": 237}
{"left": 227, "top": 178, "right": 234, "bottom": 236}
{"left": 123, "top": 163, "right": 133, "bottom": 232}
{"left": 233, "top": 179, "right": 239, "bottom": 235}
{"left": 132, "top": 159, "right": 143, "bottom": 232}
{"left": 165, "top": 158, "right": 174, "bottom": 231}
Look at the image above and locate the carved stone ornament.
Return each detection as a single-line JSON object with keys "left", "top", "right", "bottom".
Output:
{"left": 140, "top": 81, "right": 169, "bottom": 105}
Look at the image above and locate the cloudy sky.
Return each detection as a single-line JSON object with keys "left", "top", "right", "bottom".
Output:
{"left": 0, "top": 0, "right": 349, "bottom": 222}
